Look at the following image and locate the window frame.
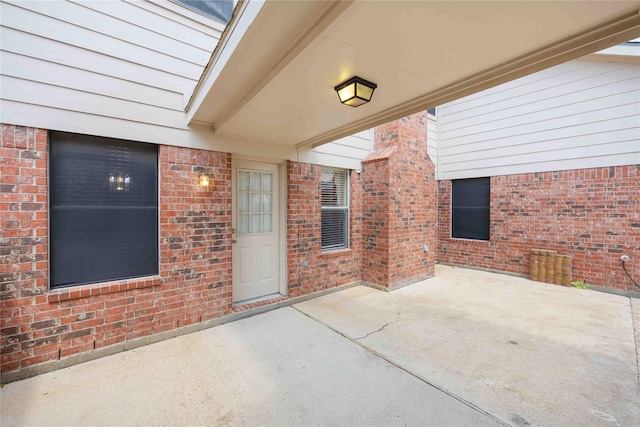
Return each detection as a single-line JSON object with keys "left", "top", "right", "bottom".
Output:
{"left": 48, "top": 132, "right": 159, "bottom": 289}
{"left": 451, "top": 177, "right": 490, "bottom": 241}
{"left": 321, "top": 167, "right": 350, "bottom": 252}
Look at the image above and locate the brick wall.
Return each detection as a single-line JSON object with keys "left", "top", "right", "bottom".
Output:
{"left": 361, "top": 152, "right": 391, "bottom": 285}
{"left": 1, "top": 125, "right": 49, "bottom": 372}
{"left": 362, "top": 112, "right": 437, "bottom": 288}
{"left": 1, "top": 124, "right": 233, "bottom": 375}
{"left": 287, "top": 161, "right": 362, "bottom": 297}
{"left": 437, "top": 166, "right": 640, "bottom": 291}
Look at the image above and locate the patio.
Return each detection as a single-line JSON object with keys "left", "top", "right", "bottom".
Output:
{"left": 1, "top": 265, "right": 638, "bottom": 426}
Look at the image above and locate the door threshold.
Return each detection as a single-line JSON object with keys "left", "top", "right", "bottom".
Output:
{"left": 233, "top": 292, "right": 284, "bottom": 307}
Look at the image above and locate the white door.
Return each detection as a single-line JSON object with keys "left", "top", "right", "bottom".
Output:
{"left": 232, "top": 160, "right": 280, "bottom": 303}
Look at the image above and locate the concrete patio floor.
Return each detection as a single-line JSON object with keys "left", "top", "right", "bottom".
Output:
{"left": 2, "top": 265, "right": 639, "bottom": 426}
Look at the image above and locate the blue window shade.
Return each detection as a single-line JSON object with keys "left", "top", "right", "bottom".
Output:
{"left": 451, "top": 177, "right": 490, "bottom": 241}
{"left": 50, "top": 132, "right": 158, "bottom": 288}
{"left": 175, "top": 0, "right": 233, "bottom": 23}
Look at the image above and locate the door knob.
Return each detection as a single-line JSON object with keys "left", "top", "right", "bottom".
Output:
{"left": 232, "top": 238, "right": 237, "bottom": 244}
{"left": 231, "top": 228, "right": 237, "bottom": 234}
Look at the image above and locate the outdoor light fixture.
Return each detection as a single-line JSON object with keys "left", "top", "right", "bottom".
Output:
{"left": 198, "top": 172, "right": 210, "bottom": 187}
{"left": 108, "top": 169, "right": 130, "bottom": 191}
{"left": 334, "top": 76, "right": 377, "bottom": 107}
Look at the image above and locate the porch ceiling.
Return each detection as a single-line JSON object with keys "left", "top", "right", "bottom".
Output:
{"left": 187, "top": 0, "right": 640, "bottom": 148}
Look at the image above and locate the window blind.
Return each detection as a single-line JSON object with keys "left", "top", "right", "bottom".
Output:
{"left": 451, "top": 177, "right": 490, "bottom": 241}
{"left": 50, "top": 132, "right": 158, "bottom": 288}
{"left": 321, "top": 168, "right": 349, "bottom": 251}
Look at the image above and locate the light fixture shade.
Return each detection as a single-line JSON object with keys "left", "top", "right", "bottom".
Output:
{"left": 335, "top": 76, "right": 377, "bottom": 107}
{"left": 198, "top": 172, "right": 210, "bottom": 187}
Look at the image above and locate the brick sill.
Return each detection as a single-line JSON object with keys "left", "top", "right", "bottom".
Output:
{"left": 448, "top": 238, "right": 491, "bottom": 244}
{"left": 47, "top": 276, "right": 161, "bottom": 303}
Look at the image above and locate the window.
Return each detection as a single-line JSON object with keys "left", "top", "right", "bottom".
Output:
{"left": 451, "top": 177, "right": 490, "bottom": 241}
{"left": 50, "top": 132, "right": 158, "bottom": 288}
{"left": 321, "top": 168, "right": 349, "bottom": 251}
{"left": 237, "top": 170, "right": 273, "bottom": 235}
{"left": 174, "top": 0, "right": 233, "bottom": 23}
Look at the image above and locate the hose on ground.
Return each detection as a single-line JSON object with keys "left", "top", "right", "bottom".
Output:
{"left": 622, "top": 260, "right": 639, "bottom": 289}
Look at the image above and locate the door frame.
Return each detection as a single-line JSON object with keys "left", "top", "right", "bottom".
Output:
{"left": 231, "top": 157, "right": 288, "bottom": 301}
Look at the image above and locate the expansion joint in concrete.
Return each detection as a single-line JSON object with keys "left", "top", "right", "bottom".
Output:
{"left": 629, "top": 297, "right": 640, "bottom": 393}
{"left": 291, "top": 304, "right": 510, "bottom": 427}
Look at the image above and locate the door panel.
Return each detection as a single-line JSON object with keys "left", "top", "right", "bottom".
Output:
{"left": 260, "top": 245, "right": 274, "bottom": 280}
{"left": 232, "top": 160, "right": 280, "bottom": 303}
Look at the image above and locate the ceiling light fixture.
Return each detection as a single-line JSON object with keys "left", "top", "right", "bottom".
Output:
{"left": 334, "top": 76, "right": 377, "bottom": 107}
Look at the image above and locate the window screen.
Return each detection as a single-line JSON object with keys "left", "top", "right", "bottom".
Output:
{"left": 321, "top": 168, "right": 349, "bottom": 251}
{"left": 451, "top": 177, "right": 490, "bottom": 241}
{"left": 50, "top": 132, "right": 158, "bottom": 288}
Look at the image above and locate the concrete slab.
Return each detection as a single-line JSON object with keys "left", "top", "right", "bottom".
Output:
{"left": 1, "top": 306, "right": 500, "bottom": 426}
{"left": 295, "top": 265, "right": 640, "bottom": 426}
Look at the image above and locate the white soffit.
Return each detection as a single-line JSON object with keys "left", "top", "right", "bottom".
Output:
{"left": 188, "top": 0, "right": 640, "bottom": 148}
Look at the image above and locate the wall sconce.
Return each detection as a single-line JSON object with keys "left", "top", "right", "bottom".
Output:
{"left": 334, "top": 76, "right": 377, "bottom": 107}
{"left": 198, "top": 172, "right": 210, "bottom": 187}
{"left": 108, "top": 169, "right": 130, "bottom": 191}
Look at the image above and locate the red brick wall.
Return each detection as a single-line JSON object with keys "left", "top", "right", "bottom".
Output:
{"left": 363, "top": 112, "right": 437, "bottom": 288}
{"left": 437, "top": 166, "right": 640, "bottom": 292}
{"left": 1, "top": 124, "right": 233, "bottom": 375}
{"left": 1, "top": 125, "right": 49, "bottom": 372}
{"left": 287, "top": 161, "right": 362, "bottom": 297}
{"left": 361, "top": 153, "right": 391, "bottom": 285}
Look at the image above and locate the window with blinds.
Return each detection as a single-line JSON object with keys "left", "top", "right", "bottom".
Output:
{"left": 321, "top": 167, "right": 349, "bottom": 251}
{"left": 50, "top": 132, "right": 158, "bottom": 288}
{"left": 451, "top": 177, "right": 490, "bottom": 241}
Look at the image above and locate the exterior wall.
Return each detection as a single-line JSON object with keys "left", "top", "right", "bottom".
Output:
{"left": 362, "top": 112, "right": 437, "bottom": 289}
{"left": 427, "top": 113, "right": 438, "bottom": 175}
{"left": 437, "top": 166, "right": 640, "bottom": 292}
{"left": 286, "top": 162, "right": 362, "bottom": 297}
{"left": 0, "top": 0, "right": 222, "bottom": 148}
{"left": 305, "top": 130, "right": 372, "bottom": 170}
{"left": 437, "top": 59, "right": 640, "bottom": 180}
{"left": 1, "top": 124, "right": 233, "bottom": 375}
{"left": 0, "top": 124, "right": 368, "bottom": 379}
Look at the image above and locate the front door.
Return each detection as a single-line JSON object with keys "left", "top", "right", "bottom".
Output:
{"left": 232, "top": 160, "right": 280, "bottom": 303}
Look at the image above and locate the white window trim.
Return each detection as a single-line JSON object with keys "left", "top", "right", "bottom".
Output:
{"left": 321, "top": 167, "right": 350, "bottom": 252}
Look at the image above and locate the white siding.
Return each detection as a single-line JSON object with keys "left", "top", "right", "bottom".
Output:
{"left": 0, "top": 0, "right": 375, "bottom": 166}
{"left": 0, "top": 0, "right": 221, "bottom": 141}
{"left": 302, "top": 129, "right": 372, "bottom": 170}
{"left": 427, "top": 113, "right": 438, "bottom": 175}
{"left": 437, "top": 59, "right": 640, "bottom": 180}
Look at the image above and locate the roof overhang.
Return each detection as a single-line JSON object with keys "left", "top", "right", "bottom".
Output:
{"left": 187, "top": 0, "right": 640, "bottom": 148}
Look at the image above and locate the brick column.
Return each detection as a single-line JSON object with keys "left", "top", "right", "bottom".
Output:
{"left": 361, "top": 112, "right": 437, "bottom": 289}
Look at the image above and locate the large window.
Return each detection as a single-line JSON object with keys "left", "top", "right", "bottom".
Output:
{"left": 451, "top": 177, "right": 490, "bottom": 241}
{"left": 321, "top": 168, "right": 349, "bottom": 251}
{"left": 50, "top": 132, "right": 158, "bottom": 288}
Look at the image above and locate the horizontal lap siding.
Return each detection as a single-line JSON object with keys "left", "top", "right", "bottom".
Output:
{"left": 0, "top": 0, "right": 221, "bottom": 142}
{"left": 438, "top": 60, "right": 640, "bottom": 180}
{"left": 309, "top": 130, "right": 373, "bottom": 169}
{"left": 427, "top": 115, "right": 438, "bottom": 175}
